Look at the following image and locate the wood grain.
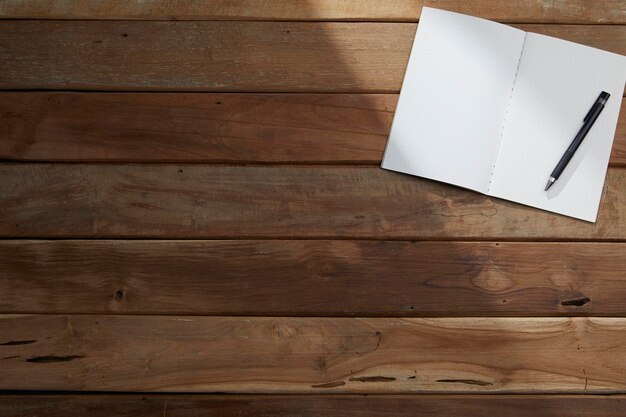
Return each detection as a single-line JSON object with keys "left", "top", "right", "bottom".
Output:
{"left": 1, "top": 315, "right": 626, "bottom": 392}
{"left": 0, "top": 93, "right": 394, "bottom": 164}
{"left": 0, "top": 164, "right": 624, "bottom": 239}
{"left": 2, "top": 395, "right": 626, "bottom": 417}
{"left": 0, "top": 0, "right": 623, "bottom": 23}
{"left": 2, "top": 93, "right": 625, "bottom": 166}
{"left": 0, "top": 240, "right": 624, "bottom": 316}
{"left": 0, "top": 22, "right": 624, "bottom": 92}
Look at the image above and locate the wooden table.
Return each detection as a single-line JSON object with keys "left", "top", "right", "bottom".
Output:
{"left": 1, "top": 1, "right": 625, "bottom": 415}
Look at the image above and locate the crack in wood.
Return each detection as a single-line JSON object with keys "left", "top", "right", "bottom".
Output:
{"left": 373, "top": 331, "right": 382, "bottom": 351}
{"left": 436, "top": 379, "right": 493, "bottom": 386}
{"left": 0, "top": 340, "right": 36, "bottom": 346}
{"left": 561, "top": 297, "right": 591, "bottom": 307}
{"left": 311, "top": 381, "right": 346, "bottom": 388}
{"left": 349, "top": 376, "right": 396, "bottom": 383}
{"left": 26, "top": 355, "right": 84, "bottom": 363}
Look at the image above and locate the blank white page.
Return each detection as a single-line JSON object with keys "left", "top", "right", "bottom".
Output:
{"left": 488, "top": 33, "right": 626, "bottom": 222}
{"left": 381, "top": 7, "right": 525, "bottom": 193}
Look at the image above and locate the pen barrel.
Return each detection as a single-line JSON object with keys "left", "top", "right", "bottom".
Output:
{"left": 552, "top": 122, "right": 591, "bottom": 178}
{"left": 567, "top": 104, "right": 604, "bottom": 154}
{"left": 552, "top": 100, "right": 605, "bottom": 179}
{"left": 550, "top": 150, "right": 575, "bottom": 179}
{"left": 549, "top": 91, "right": 609, "bottom": 183}
{"left": 566, "top": 123, "right": 592, "bottom": 154}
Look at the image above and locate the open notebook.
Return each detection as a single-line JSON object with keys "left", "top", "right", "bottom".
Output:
{"left": 382, "top": 7, "right": 626, "bottom": 222}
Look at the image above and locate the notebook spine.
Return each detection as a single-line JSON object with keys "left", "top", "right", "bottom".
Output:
{"left": 488, "top": 32, "right": 528, "bottom": 193}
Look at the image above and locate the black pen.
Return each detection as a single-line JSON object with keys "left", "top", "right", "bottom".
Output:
{"left": 545, "top": 91, "right": 610, "bottom": 191}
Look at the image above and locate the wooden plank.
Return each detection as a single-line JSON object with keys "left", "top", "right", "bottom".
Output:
{"left": 1, "top": 315, "right": 626, "bottom": 392}
{"left": 522, "top": 24, "right": 626, "bottom": 59}
{"left": 0, "top": 22, "right": 624, "bottom": 92}
{"left": 0, "top": 93, "right": 394, "bottom": 164}
{"left": 0, "top": 0, "right": 624, "bottom": 24}
{"left": 2, "top": 395, "right": 626, "bottom": 417}
{"left": 1, "top": 93, "right": 625, "bottom": 166}
{"left": 1, "top": 240, "right": 624, "bottom": 316}
{"left": 0, "top": 164, "right": 624, "bottom": 239}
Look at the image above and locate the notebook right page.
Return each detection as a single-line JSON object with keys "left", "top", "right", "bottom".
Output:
{"left": 487, "top": 33, "right": 626, "bottom": 222}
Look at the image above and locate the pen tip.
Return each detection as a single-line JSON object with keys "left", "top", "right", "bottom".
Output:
{"left": 545, "top": 180, "right": 554, "bottom": 191}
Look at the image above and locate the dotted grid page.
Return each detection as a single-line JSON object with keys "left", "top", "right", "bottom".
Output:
{"left": 488, "top": 33, "right": 626, "bottom": 222}
{"left": 381, "top": 7, "right": 525, "bottom": 193}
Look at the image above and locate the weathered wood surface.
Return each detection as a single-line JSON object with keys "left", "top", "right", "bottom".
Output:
{"left": 0, "top": 164, "right": 624, "bottom": 239}
{"left": 2, "top": 93, "right": 625, "bottom": 166}
{"left": 0, "top": 0, "right": 624, "bottom": 406}
{"left": 0, "top": 22, "right": 624, "bottom": 92}
{"left": 2, "top": 395, "right": 626, "bottom": 417}
{"left": 0, "top": 93, "right": 394, "bottom": 164}
{"left": 1, "top": 315, "right": 626, "bottom": 392}
{"left": 0, "top": 0, "right": 623, "bottom": 23}
{"left": 0, "top": 240, "right": 623, "bottom": 316}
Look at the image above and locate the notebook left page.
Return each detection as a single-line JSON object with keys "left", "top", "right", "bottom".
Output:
{"left": 381, "top": 7, "right": 526, "bottom": 193}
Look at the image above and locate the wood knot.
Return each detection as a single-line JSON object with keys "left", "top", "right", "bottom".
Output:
{"left": 470, "top": 271, "right": 514, "bottom": 293}
{"left": 272, "top": 324, "right": 297, "bottom": 338}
